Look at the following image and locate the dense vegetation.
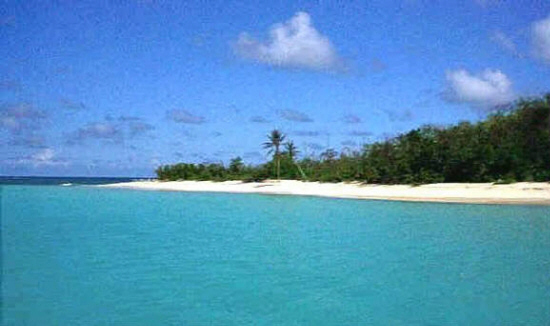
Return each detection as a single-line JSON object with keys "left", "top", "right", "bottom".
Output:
{"left": 156, "top": 95, "right": 550, "bottom": 184}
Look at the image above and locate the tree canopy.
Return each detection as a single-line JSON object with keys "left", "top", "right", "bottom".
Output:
{"left": 156, "top": 95, "right": 550, "bottom": 184}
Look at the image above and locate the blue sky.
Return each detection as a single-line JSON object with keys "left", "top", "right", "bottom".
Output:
{"left": 1, "top": 0, "right": 549, "bottom": 177}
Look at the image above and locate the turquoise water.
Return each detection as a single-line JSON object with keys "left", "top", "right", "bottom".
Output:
{"left": 2, "top": 185, "right": 550, "bottom": 325}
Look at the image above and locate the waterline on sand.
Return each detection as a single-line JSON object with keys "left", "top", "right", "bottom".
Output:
{"left": 100, "top": 180, "right": 550, "bottom": 205}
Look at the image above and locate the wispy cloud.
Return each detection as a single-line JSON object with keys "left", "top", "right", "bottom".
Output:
{"left": 60, "top": 98, "right": 87, "bottom": 111}
{"left": 278, "top": 109, "right": 313, "bottom": 122}
{"left": 250, "top": 115, "right": 270, "bottom": 123}
{"left": 342, "top": 114, "right": 362, "bottom": 124}
{"left": 30, "top": 149, "right": 65, "bottom": 166}
{"left": 8, "top": 148, "right": 69, "bottom": 167}
{"left": 211, "top": 131, "right": 222, "bottom": 137}
{"left": 66, "top": 116, "right": 154, "bottom": 145}
{"left": 444, "top": 69, "right": 515, "bottom": 109}
{"left": 68, "top": 122, "right": 123, "bottom": 144}
{"left": 532, "top": 14, "right": 550, "bottom": 64}
{"left": 118, "top": 115, "right": 141, "bottom": 122}
{"left": 128, "top": 121, "right": 154, "bottom": 137}
{"left": 0, "top": 103, "right": 47, "bottom": 134}
{"left": 382, "top": 109, "right": 414, "bottom": 122}
{"left": 167, "top": 109, "right": 206, "bottom": 124}
{"left": 9, "top": 135, "right": 47, "bottom": 148}
{"left": 490, "top": 30, "right": 519, "bottom": 56}
{"left": 293, "top": 130, "right": 324, "bottom": 137}
{"left": 117, "top": 116, "right": 155, "bottom": 137}
{"left": 234, "top": 12, "right": 344, "bottom": 72}
{"left": 349, "top": 131, "right": 373, "bottom": 137}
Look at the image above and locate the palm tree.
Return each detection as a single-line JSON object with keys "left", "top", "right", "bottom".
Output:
{"left": 285, "top": 141, "right": 308, "bottom": 180}
{"left": 320, "top": 148, "right": 338, "bottom": 162}
{"left": 229, "top": 156, "right": 244, "bottom": 174}
{"left": 285, "top": 141, "right": 299, "bottom": 161}
{"left": 263, "top": 129, "right": 285, "bottom": 180}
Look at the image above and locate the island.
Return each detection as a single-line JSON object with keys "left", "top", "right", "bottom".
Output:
{"left": 104, "top": 95, "right": 550, "bottom": 205}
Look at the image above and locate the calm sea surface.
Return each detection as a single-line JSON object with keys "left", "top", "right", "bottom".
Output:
{"left": 2, "top": 181, "right": 550, "bottom": 325}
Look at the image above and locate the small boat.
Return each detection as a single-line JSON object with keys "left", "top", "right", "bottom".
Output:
{"left": 61, "top": 183, "right": 72, "bottom": 186}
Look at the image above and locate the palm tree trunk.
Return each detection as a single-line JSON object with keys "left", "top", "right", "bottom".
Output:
{"left": 276, "top": 153, "right": 280, "bottom": 180}
{"left": 294, "top": 162, "right": 307, "bottom": 180}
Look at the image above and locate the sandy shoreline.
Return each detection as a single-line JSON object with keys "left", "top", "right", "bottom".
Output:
{"left": 98, "top": 180, "right": 550, "bottom": 205}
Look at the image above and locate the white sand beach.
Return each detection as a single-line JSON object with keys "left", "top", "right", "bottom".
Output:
{"left": 100, "top": 180, "right": 550, "bottom": 205}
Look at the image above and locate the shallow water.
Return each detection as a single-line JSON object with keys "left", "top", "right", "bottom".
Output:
{"left": 2, "top": 185, "right": 550, "bottom": 325}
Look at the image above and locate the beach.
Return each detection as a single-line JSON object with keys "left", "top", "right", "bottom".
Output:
{"left": 100, "top": 180, "right": 550, "bottom": 205}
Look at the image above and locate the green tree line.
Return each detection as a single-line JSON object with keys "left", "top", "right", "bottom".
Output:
{"left": 156, "top": 94, "right": 550, "bottom": 184}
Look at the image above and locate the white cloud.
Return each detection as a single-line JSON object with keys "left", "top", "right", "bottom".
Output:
{"left": 234, "top": 12, "right": 343, "bottom": 71}
{"left": 445, "top": 69, "right": 515, "bottom": 109}
{"left": 490, "top": 30, "right": 518, "bottom": 55}
{"left": 532, "top": 14, "right": 550, "bottom": 63}
{"left": 32, "top": 148, "right": 55, "bottom": 163}
{"left": 12, "top": 148, "right": 68, "bottom": 167}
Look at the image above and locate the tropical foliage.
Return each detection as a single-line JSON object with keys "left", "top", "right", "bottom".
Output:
{"left": 156, "top": 95, "right": 550, "bottom": 184}
{"left": 263, "top": 129, "right": 285, "bottom": 180}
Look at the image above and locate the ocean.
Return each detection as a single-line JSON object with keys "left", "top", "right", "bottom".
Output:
{"left": 2, "top": 178, "right": 549, "bottom": 325}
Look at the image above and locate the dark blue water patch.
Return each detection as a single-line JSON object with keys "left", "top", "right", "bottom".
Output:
{"left": 0, "top": 176, "right": 149, "bottom": 186}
